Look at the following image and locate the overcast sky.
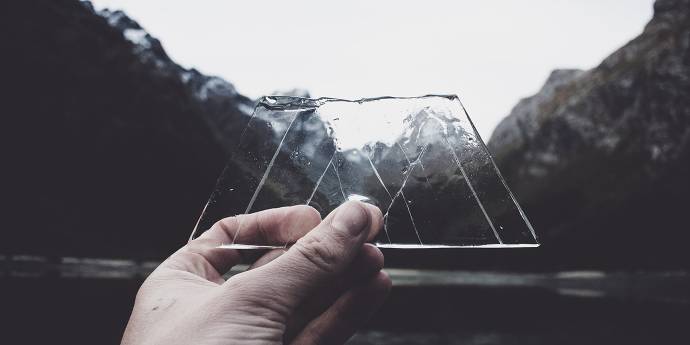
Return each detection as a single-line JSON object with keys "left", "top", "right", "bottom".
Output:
{"left": 91, "top": 0, "right": 654, "bottom": 138}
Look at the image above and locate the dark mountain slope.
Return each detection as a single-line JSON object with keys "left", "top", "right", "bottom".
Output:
{"left": 2, "top": 0, "right": 253, "bottom": 258}
{"left": 488, "top": 0, "right": 690, "bottom": 268}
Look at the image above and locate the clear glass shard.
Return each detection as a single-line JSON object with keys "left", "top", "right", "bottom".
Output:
{"left": 190, "top": 95, "right": 538, "bottom": 248}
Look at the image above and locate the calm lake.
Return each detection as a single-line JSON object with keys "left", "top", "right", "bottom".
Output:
{"left": 3, "top": 256, "right": 689, "bottom": 344}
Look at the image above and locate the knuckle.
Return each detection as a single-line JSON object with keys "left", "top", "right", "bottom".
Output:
{"left": 294, "top": 205, "right": 322, "bottom": 226}
{"left": 213, "top": 216, "right": 238, "bottom": 240}
{"left": 254, "top": 213, "right": 272, "bottom": 244}
{"left": 293, "top": 235, "right": 339, "bottom": 274}
{"left": 186, "top": 238, "right": 214, "bottom": 252}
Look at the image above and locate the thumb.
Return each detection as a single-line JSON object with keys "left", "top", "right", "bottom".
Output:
{"left": 238, "top": 201, "right": 380, "bottom": 310}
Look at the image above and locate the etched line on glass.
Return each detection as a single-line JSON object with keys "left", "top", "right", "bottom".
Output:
{"left": 400, "top": 190, "right": 423, "bottom": 244}
{"left": 235, "top": 113, "right": 300, "bottom": 243}
{"left": 364, "top": 148, "right": 393, "bottom": 199}
{"left": 415, "top": 152, "right": 432, "bottom": 188}
{"left": 189, "top": 198, "right": 212, "bottom": 243}
{"left": 382, "top": 143, "right": 427, "bottom": 245}
{"left": 362, "top": 146, "right": 394, "bottom": 243}
{"left": 230, "top": 215, "right": 245, "bottom": 246}
{"left": 395, "top": 142, "right": 425, "bottom": 244}
{"left": 457, "top": 99, "right": 538, "bottom": 242}
{"left": 444, "top": 137, "right": 504, "bottom": 244}
{"left": 397, "top": 141, "right": 431, "bottom": 182}
{"left": 288, "top": 151, "right": 337, "bottom": 248}
{"left": 239, "top": 112, "right": 256, "bottom": 143}
{"left": 411, "top": 121, "right": 434, "bottom": 188}
{"left": 331, "top": 155, "right": 347, "bottom": 201}
{"left": 305, "top": 151, "right": 336, "bottom": 206}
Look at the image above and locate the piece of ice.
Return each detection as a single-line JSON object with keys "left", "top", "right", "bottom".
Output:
{"left": 190, "top": 95, "right": 538, "bottom": 248}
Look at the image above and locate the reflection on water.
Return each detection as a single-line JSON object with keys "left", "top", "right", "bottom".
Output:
{"left": 4, "top": 255, "right": 689, "bottom": 305}
{"left": 3, "top": 255, "right": 690, "bottom": 344}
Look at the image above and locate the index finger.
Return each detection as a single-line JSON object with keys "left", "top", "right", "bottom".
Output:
{"left": 164, "top": 205, "right": 321, "bottom": 279}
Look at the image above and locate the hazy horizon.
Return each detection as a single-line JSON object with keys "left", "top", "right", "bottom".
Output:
{"left": 91, "top": 0, "right": 654, "bottom": 138}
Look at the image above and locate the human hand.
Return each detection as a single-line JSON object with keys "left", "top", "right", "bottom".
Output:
{"left": 121, "top": 201, "right": 390, "bottom": 345}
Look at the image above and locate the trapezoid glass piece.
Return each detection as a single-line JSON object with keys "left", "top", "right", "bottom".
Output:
{"left": 190, "top": 95, "right": 538, "bottom": 248}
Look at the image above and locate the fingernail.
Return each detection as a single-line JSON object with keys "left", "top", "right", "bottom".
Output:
{"left": 332, "top": 201, "right": 369, "bottom": 236}
{"left": 364, "top": 203, "right": 383, "bottom": 218}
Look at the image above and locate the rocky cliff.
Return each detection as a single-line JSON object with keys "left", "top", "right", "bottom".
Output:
{"left": 488, "top": 0, "right": 690, "bottom": 268}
